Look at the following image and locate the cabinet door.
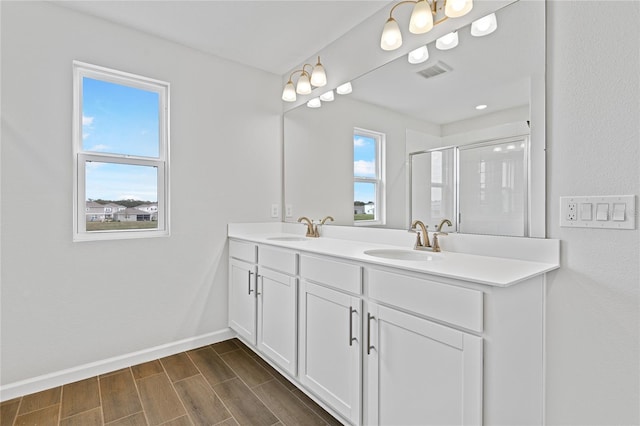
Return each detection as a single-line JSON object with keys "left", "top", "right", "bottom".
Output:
{"left": 366, "top": 303, "right": 482, "bottom": 426}
{"left": 257, "top": 268, "right": 297, "bottom": 376}
{"left": 228, "top": 258, "right": 257, "bottom": 345}
{"left": 299, "top": 280, "right": 361, "bottom": 425}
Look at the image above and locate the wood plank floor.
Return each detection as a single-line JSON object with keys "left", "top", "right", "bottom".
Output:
{"left": 0, "top": 339, "right": 342, "bottom": 426}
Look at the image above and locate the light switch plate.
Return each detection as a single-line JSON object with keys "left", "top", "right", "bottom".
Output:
{"left": 560, "top": 195, "right": 636, "bottom": 229}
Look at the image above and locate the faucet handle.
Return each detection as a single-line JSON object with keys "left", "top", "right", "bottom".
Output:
{"left": 432, "top": 232, "right": 447, "bottom": 252}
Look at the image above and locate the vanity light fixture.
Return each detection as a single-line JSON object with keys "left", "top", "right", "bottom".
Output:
{"left": 471, "top": 13, "right": 497, "bottom": 36}
{"left": 408, "top": 45, "right": 429, "bottom": 64}
{"left": 306, "top": 97, "right": 322, "bottom": 108}
{"left": 380, "top": 0, "right": 473, "bottom": 51}
{"left": 435, "top": 31, "right": 458, "bottom": 50}
{"left": 336, "top": 82, "right": 353, "bottom": 95}
{"left": 320, "top": 90, "right": 335, "bottom": 102}
{"left": 282, "top": 56, "right": 328, "bottom": 102}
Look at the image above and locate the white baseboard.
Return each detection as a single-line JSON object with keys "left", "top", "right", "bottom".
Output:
{"left": 0, "top": 328, "right": 236, "bottom": 402}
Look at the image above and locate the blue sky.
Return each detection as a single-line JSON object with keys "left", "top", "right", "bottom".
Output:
{"left": 82, "top": 77, "right": 159, "bottom": 201}
{"left": 354, "top": 134, "right": 376, "bottom": 204}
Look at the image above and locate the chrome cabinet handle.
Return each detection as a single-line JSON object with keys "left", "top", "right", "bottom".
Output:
{"left": 248, "top": 271, "right": 254, "bottom": 294}
{"left": 349, "top": 306, "right": 357, "bottom": 346}
{"left": 367, "top": 313, "right": 375, "bottom": 355}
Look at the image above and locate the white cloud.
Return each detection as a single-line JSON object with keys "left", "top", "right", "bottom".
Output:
{"left": 354, "top": 136, "right": 369, "bottom": 147}
{"left": 354, "top": 160, "right": 375, "bottom": 176}
{"left": 119, "top": 194, "right": 142, "bottom": 201}
{"left": 83, "top": 133, "right": 90, "bottom": 140}
{"left": 82, "top": 115, "right": 94, "bottom": 126}
{"left": 89, "top": 144, "right": 110, "bottom": 152}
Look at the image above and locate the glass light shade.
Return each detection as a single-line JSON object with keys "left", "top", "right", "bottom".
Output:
{"left": 282, "top": 81, "right": 296, "bottom": 102}
{"left": 435, "top": 31, "right": 459, "bottom": 50}
{"left": 320, "top": 90, "right": 334, "bottom": 102}
{"left": 380, "top": 17, "right": 402, "bottom": 51}
{"left": 444, "top": 0, "right": 473, "bottom": 18}
{"left": 471, "top": 13, "right": 497, "bottom": 37}
{"left": 408, "top": 45, "right": 429, "bottom": 64}
{"left": 306, "top": 97, "right": 321, "bottom": 108}
{"left": 310, "top": 60, "right": 327, "bottom": 87}
{"left": 296, "top": 72, "right": 312, "bottom": 95}
{"left": 409, "top": 0, "right": 433, "bottom": 34}
{"left": 336, "top": 82, "right": 352, "bottom": 95}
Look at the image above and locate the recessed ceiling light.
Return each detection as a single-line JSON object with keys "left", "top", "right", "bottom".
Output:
{"left": 475, "top": 104, "right": 487, "bottom": 110}
{"left": 320, "top": 90, "right": 334, "bottom": 102}
{"left": 336, "top": 82, "right": 352, "bottom": 95}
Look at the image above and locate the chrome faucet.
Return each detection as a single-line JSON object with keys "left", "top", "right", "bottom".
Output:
{"left": 409, "top": 220, "right": 431, "bottom": 250}
{"left": 298, "top": 216, "right": 318, "bottom": 237}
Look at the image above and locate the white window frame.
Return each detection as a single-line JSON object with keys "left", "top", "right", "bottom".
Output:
{"left": 72, "top": 61, "right": 170, "bottom": 241}
{"left": 354, "top": 128, "right": 386, "bottom": 226}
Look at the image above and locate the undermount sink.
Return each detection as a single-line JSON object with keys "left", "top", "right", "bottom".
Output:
{"left": 363, "top": 249, "right": 443, "bottom": 261}
{"left": 267, "top": 236, "right": 309, "bottom": 242}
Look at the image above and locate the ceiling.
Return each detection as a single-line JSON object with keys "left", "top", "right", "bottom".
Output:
{"left": 54, "top": 0, "right": 393, "bottom": 76}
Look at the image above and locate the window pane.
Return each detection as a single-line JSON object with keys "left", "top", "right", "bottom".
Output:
{"left": 85, "top": 162, "right": 158, "bottom": 232}
{"left": 354, "top": 134, "right": 377, "bottom": 178}
{"left": 82, "top": 77, "right": 160, "bottom": 158}
{"left": 354, "top": 182, "right": 376, "bottom": 221}
{"left": 411, "top": 148, "right": 455, "bottom": 228}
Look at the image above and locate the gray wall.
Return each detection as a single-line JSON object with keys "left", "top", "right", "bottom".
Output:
{"left": 545, "top": 1, "right": 639, "bottom": 424}
{"left": 1, "top": 2, "right": 281, "bottom": 386}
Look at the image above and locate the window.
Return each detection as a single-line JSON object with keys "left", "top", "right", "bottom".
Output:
{"left": 73, "top": 61, "right": 169, "bottom": 241}
{"left": 353, "top": 128, "right": 385, "bottom": 225}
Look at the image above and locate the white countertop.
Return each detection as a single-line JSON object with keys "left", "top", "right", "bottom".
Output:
{"left": 228, "top": 223, "right": 560, "bottom": 287}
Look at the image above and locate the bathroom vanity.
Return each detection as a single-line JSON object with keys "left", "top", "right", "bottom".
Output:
{"left": 227, "top": 223, "right": 559, "bottom": 426}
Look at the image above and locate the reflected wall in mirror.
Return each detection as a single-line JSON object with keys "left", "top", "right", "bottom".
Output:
{"left": 284, "top": 0, "right": 545, "bottom": 236}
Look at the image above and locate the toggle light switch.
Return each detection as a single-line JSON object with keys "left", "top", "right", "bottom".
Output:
{"left": 612, "top": 203, "right": 626, "bottom": 221}
{"left": 596, "top": 203, "right": 609, "bottom": 221}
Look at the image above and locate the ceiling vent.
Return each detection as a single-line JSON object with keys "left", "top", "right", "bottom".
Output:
{"left": 417, "top": 61, "right": 453, "bottom": 79}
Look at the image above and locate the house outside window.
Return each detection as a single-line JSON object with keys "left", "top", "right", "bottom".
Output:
{"left": 72, "top": 61, "right": 170, "bottom": 241}
{"left": 354, "top": 128, "right": 385, "bottom": 225}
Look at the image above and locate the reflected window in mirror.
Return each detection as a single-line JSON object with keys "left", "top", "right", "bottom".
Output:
{"left": 354, "top": 128, "right": 385, "bottom": 225}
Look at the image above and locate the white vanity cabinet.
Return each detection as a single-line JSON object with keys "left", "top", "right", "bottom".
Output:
{"left": 228, "top": 240, "right": 298, "bottom": 376}
{"left": 256, "top": 245, "right": 298, "bottom": 376}
{"left": 365, "top": 269, "right": 484, "bottom": 426}
{"left": 228, "top": 240, "right": 258, "bottom": 345}
{"left": 228, "top": 231, "right": 550, "bottom": 426}
{"left": 298, "top": 255, "right": 363, "bottom": 426}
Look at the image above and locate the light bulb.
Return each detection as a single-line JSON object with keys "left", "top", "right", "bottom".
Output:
{"left": 296, "top": 72, "right": 311, "bottom": 95}
{"left": 282, "top": 81, "right": 296, "bottom": 102}
{"left": 408, "top": 45, "right": 429, "bottom": 64}
{"left": 444, "top": 0, "right": 473, "bottom": 18}
{"left": 310, "top": 58, "right": 327, "bottom": 87}
{"left": 471, "top": 13, "right": 497, "bottom": 37}
{"left": 409, "top": 0, "right": 433, "bottom": 34}
{"left": 435, "top": 32, "right": 459, "bottom": 50}
{"left": 336, "top": 82, "right": 352, "bottom": 95}
{"left": 380, "top": 17, "right": 402, "bottom": 51}
{"left": 306, "top": 97, "right": 321, "bottom": 108}
{"left": 320, "top": 90, "right": 334, "bottom": 102}
{"left": 475, "top": 104, "right": 487, "bottom": 110}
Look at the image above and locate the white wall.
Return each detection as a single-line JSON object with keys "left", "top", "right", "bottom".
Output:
{"left": 0, "top": 1, "right": 282, "bottom": 390}
{"left": 545, "top": 1, "right": 639, "bottom": 424}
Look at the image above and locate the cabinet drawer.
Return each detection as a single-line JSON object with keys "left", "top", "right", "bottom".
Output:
{"left": 259, "top": 245, "right": 297, "bottom": 275}
{"left": 300, "top": 254, "right": 362, "bottom": 294}
{"left": 229, "top": 239, "right": 257, "bottom": 263}
{"left": 368, "top": 269, "right": 483, "bottom": 333}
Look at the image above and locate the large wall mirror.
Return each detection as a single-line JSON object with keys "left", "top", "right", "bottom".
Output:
{"left": 284, "top": 0, "right": 545, "bottom": 237}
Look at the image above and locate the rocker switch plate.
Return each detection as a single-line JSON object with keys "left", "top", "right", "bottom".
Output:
{"left": 560, "top": 195, "right": 636, "bottom": 229}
